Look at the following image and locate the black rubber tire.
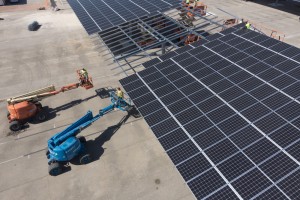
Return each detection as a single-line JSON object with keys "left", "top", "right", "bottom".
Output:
{"left": 79, "top": 154, "right": 91, "bottom": 165}
{"left": 9, "top": 121, "right": 21, "bottom": 132}
{"left": 35, "top": 110, "right": 47, "bottom": 122}
{"left": 45, "top": 149, "right": 50, "bottom": 156}
{"left": 78, "top": 136, "right": 86, "bottom": 143}
{"left": 48, "top": 162, "right": 62, "bottom": 176}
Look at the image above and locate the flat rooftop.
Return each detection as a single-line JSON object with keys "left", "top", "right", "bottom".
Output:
{"left": 0, "top": 0, "right": 299, "bottom": 199}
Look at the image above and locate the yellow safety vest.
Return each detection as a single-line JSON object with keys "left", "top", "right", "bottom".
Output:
{"left": 117, "top": 90, "right": 124, "bottom": 98}
{"left": 246, "top": 23, "right": 251, "bottom": 29}
{"left": 186, "top": 0, "right": 190, "bottom": 4}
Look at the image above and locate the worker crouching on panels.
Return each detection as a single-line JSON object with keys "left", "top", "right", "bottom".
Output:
{"left": 79, "top": 68, "right": 88, "bottom": 85}
{"left": 116, "top": 87, "right": 124, "bottom": 99}
{"left": 245, "top": 22, "right": 251, "bottom": 30}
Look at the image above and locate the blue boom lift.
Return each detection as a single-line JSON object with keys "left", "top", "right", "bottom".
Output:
{"left": 46, "top": 92, "right": 137, "bottom": 176}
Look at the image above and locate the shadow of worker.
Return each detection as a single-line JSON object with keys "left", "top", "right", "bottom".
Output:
{"left": 85, "top": 113, "right": 131, "bottom": 162}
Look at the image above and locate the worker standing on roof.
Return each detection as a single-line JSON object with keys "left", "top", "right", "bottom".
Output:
{"left": 80, "top": 68, "right": 88, "bottom": 84}
{"left": 116, "top": 87, "right": 124, "bottom": 99}
{"left": 245, "top": 22, "right": 251, "bottom": 30}
{"left": 186, "top": 0, "right": 189, "bottom": 4}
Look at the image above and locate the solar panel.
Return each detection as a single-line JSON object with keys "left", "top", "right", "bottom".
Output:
{"left": 68, "top": 0, "right": 179, "bottom": 34}
{"left": 119, "top": 27, "right": 300, "bottom": 199}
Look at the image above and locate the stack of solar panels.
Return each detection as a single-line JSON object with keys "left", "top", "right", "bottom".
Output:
{"left": 68, "top": 0, "right": 180, "bottom": 34}
{"left": 120, "top": 26, "right": 300, "bottom": 199}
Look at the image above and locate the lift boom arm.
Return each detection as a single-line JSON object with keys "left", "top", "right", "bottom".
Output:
{"left": 48, "top": 93, "right": 130, "bottom": 147}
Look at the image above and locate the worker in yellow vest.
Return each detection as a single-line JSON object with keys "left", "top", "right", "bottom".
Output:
{"left": 245, "top": 22, "right": 251, "bottom": 30}
{"left": 80, "top": 68, "right": 88, "bottom": 84}
{"left": 186, "top": 0, "right": 190, "bottom": 4}
{"left": 116, "top": 87, "right": 124, "bottom": 99}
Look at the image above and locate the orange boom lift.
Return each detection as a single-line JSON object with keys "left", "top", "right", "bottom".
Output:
{"left": 4, "top": 70, "right": 93, "bottom": 131}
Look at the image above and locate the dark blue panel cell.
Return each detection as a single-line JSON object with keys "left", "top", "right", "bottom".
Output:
{"left": 184, "top": 116, "right": 213, "bottom": 136}
{"left": 247, "top": 62, "right": 271, "bottom": 74}
{"left": 144, "top": 108, "right": 170, "bottom": 126}
{"left": 276, "top": 101, "right": 300, "bottom": 121}
{"left": 193, "top": 127, "right": 225, "bottom": 149}
{"left": 255, "top": 186, "right": 288, "bottom": 200}
{"left": 263, "top": 54, "right": 287, "bottom": 66}
{"left": 175, "top": 106, "right": 203, "bottom": 125}
{"left": 218, "top": 152, "right": 254, "bottom": 181}
{"left": 232, "top": 168, "right": 272, "bottom": 200}
{"left": 122, "top": 79, "right": 144, "bottom": 92}
{"left": 269, "top": 124, "right": 300, "bottom": 148}
{"left": 283, "top": 82, "right": 300, "bottom": 99}
{"left": 244, "top": 138, "right": 280, "bottom": 164}
{"left": 278, "top": 170, "right": 300, "bottom": 200}
{"left": 242, "top": 103, "right": 271, "bottom": 122}
{"left": 260, "top": 152, "right": 298, "bottom": 182}
{"left": 142, "top": 71, "right": 163, "bottom": 84}
{"left": 257, "top": 68, "right": 283, "bottom": 82}
{"left": 177, "top": 153, "right": 211, "bottom": 181}
{"left": 269, "top": 42, "right": 292, "bottom": 52}
{"left": 230, "top": 94, "right": 257, "bottom": 111}
{"left": 249, "top": 84, "right": 277, "bottom": 100}
{"left": 281, "top": 46, "right": 300, "bottom": 57}
{"left": 260, "top": 37, "right": 280, "bottom": 48}
{"left": 166, "top": 140, "right": 199, "bottom": 165}
{"left": 167, "top": 98, "right": 193, "bottom": 114}
{"left": 254, "top": 113, "right": 287, "bottom": 134}
{"left": 228, "top": 52, "right": 248, "bottom": 62}
{"left": 236, "top": 56, "right": 259, "bottom": 68}
{"left": 173, "top": 76, "right": 196, "bottom": 88}
{"left": 253, "top": 49, "right": 275, "bottom": 60}
{"left": 127, "top": 86, "right": 150, "bottom": 99}
{"left": 286, "top": 140, "right": 300, "bottom": 162}
{"left": 197, "top": 96, "right": 224, "bottom": 113}
{"left": 219, "top": 86, "right": 244, "bottom": 102}
{"left": 160, "top": 90, "right": 185, "bottom": 105}
{"left": 206, "top": 186, "right": 239, "bottom": 200}
{"left": 138, "top": 100, "right": 163, "bottom": 116}
{"left": 274, "top": 59, "right": 299, "bottom": 73}
{"left": 238, "top": 77, "right": 264, "bottom": 91}
{"left": 243, "top": 44, "right": 265, "bottom": 55}
{"left": 148, "top": 77, "right": 170, "bottom": 90}
{"left": 133, "top": 92, "right": 156, "bottom": 107}
{"left": 230, "top": 125, "right": 263, "bottom": 149}
{"left": 217, "top": 115, "right": 249, "bottom": 136}
{"left": 219, "top": 47, "right": 239, "bottom": 57}
{"left": 205, "top": 139, "right": 239, "bottom": 164}
{"left": 262, "top": 92, "right": 291, "bottom": 110}
{"left": 218, "top": 65, "right": 242, "bottom": 77}
{"left": 151, "top": 117, "right": 179, "bottom": 138}
{"left": 192, "top": 67, "right": 215, "bottom": 79}
{"left": 188, "top": 169, "right": 226, "bottom": 200}
{"left": 209, "top": 59, "right": 232, "bottom": 71}
{"left": 207, "top": 105, "right": 236, "bottom": 124}
{"left": 153, "top": 83, "right": 176, "bottom": 97}
{"left": 269, "top": 74, "right": 297, "bottom": 90}
{"left": 158, "top": 128, "right": 188, "bottom": 150}
{"left": 160, "top": 64, "right": 181, "bottom": 76}
{"left": 201, "top": 73, "right": 224, "bottom": 86}
{"left": 166, "top": 70, "right": 189, "bottom": 82}
{"left": 288, "top": 67, "right": 300, "bottom": 79}
{"left": 210, "top": 79, "right": 234, "bottom": 93}
{"left": 228, "top": 70, "right": 252, "bottom": 84}
{"left": 180, "top": 81, "right": 204, "bottom": 96}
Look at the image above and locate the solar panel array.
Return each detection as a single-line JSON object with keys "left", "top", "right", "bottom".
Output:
{"left": 68, "top": 0, "right": 180, "bottom": 34}
{"left": 120, "top": 27, "right": 300, "bottom": 199}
